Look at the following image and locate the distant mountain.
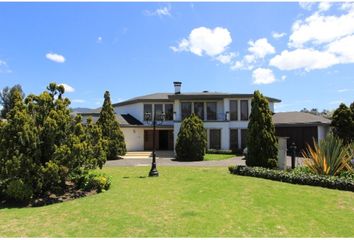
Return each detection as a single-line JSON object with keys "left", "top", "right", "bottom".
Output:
{"left": 71, "top": 107, "right": 101, "bottom": 113}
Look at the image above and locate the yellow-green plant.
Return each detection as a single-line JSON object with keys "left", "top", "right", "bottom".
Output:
{"left": 302, "top": 134, "right": 353, "bottom": 176}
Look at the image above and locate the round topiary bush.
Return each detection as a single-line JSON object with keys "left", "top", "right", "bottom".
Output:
{"left": 175, "top": 114, "right": 207, "bottom": 161}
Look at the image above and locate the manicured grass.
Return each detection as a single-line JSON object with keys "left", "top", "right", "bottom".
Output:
{"left": 204, "top": 153, "right": 236, "bottom": 161}
{"left": 0, "top": 166, "right": 354, "bottom": 237}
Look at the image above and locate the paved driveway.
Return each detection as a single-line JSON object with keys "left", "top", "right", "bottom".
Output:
{"left": 105, "top": 156, "right": 304, "bottom": 167}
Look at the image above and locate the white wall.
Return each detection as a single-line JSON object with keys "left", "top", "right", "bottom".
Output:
{"left": 317, "top": 125, "right": 329, "bottom": 142}
{"left": 121, "top": 128, "right": 144, "bottom": 151}
{"left": 115, "top": 103, "right": 144, "bottom": 122}
{"left": 115, "top": 102, "right": 174, "bottom": 126}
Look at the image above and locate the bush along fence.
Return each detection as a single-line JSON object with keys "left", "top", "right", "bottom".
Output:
{"left": 229, "top": 166, "right": 354, "bottom": 192}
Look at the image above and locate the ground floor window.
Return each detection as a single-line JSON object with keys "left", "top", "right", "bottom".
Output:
{"left": 209, "top": 129, "right": 221, "bottom": 150}
{"left": 230, "top": 129, "right": 238, "bottom": 152}
{"left": 241, "top": 129, "right": 248, "bottom": 149}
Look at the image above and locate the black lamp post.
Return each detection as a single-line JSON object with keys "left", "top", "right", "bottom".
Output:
{"left": 144, "top": 111, "right": 165, "bottom": 177}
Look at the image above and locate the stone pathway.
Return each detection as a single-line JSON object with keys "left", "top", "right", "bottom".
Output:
{"left": 105, "top": 156, "right": 304, "bottom": 167}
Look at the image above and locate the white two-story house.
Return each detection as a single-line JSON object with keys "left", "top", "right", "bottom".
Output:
{"left": 112, "top": 82, "right": 281, "bottom": 152}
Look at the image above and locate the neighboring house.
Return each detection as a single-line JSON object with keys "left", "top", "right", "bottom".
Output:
{"left": 111, "top": 82, "right": 281, "bottom": 152}
{"left": 273, "top": 112, "right": 331, "bottom": 154}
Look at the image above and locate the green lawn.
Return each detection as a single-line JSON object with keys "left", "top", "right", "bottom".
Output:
{"left": 1, "top": 166, "right": 354, "bottom": 237}
{"left": 204, "top": 153, "right": 236, "bottom": 161}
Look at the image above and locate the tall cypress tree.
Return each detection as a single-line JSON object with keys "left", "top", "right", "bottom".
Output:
{"left": 246, "top": 90, "right": 278, "bottom": 168}
{"left": 97, "top": 91, "right": 126, "bottom": 160}
{"left": 175, "top": 114, "right": 207, "bottom": 161}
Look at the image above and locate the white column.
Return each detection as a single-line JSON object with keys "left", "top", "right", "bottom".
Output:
{"left": 174, "top": 100, "right": 181, "bottom": 121}
{"left": 221, "top": 126, "right": 229, "bottom": 150}
{"left": 224, "top": 98, "right": 230, "bottom": 121}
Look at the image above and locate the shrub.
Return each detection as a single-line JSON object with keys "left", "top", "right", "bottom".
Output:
{"left": 5, "top": 179, "right": 33, "bottom": 202}
{"left": 246, "top": 90, "right": 278, "bottom": 168}
{"left": 0, "top": 83, "right": 112, "bottom": 203}
{"left": 302, "top": 134, "right": 353, "bottom": 176}
{"left": 292, "top": 166, "right": 312, "bottom": 175}
{"left": 97, "top": 91, "right": 126, "bottom": 160}
{"left": 41, "top": 161, "right": 68, "bottom": 193}
{"left": 175, "top": 114, "right": 207, "bottom": 161}
{"left": 230, "top": 165, "right": 354, "bottom": 192}
{"left": 75, "top": 172, "right": 111, "bottom": 192}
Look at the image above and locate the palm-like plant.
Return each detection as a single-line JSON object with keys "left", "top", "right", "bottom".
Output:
{"left": 302, "top": 134, "right": 353, "bottom": 176}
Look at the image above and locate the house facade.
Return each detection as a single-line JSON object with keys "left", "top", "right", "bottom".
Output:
{"left": 112, "top": 82, "right": 281, "bottom": 152}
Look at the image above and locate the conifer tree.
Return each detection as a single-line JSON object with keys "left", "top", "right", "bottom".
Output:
{"left": 246, "top": 90, "right": 278, "bottom": 168}
{"left": 97, "top": 91, "right": 126, "bottom": 160}
{"left": 0, "top": 89, "right": 41, "bottom": 201}
{"left": 331, "top": 103, "right": 354, "bottom": 144}
{"left": 175, "top": 114, "right": 207, "bottom": 161}
{"left": 0, "top": 83, "right": 111, "bottom": 202}
{"left": 0, "top": 84, "right": 25, "bottom": 118}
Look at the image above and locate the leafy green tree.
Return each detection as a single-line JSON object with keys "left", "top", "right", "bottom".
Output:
{"left": 97, "top": 91, "right": 126, "bottom": 160}
{"left": 0, "top": 84, "right": 25, "bottom": 118}
{"left": 246, "top": 90, "right": 278, "bottom": 168}
{"left": 175, "top": 114, "right": 207, "bottom": 161}
{"left": 0, "top": 89, "right": 41, "bottom": 201}
{"left": 331, "top": 102, "right": 354, "bottom": 144}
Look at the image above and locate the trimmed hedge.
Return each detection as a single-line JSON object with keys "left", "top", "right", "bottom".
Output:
{"left": 229, "top": 165, "right": 354, "bottom": 192}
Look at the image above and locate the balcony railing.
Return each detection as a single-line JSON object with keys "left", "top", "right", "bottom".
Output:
{"left": 175, "top": 113, "right": 229, "bottom": 122}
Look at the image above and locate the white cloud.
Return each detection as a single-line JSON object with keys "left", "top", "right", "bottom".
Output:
{"left": 299, "top": 2, "right": 315, "bottom": 11}
{"left": 248, "top": 38, "right": 275, "bottom": 58}
{"left": 231, "top": 61, "right": 244, "bottom": 70}
{"left": 272, "top": 32, "right": 286, "bottom": 39}
{"left": 269, "top": 48, "right": 338, "bottom": 71}
{"left": 171, "top": 27, "right": 232, "bottom": 57}
{"left": 327, "top": 34, "right": 354, "bottom": 63}
{"left": 0, "top": 60, "right": 11, "bottom": 73}
{"left": 231, "top": 38, "right": 274, "bottom": 70}
{"left": 281, "top": 75, "right": 287, "bottom": 81}
{"left": 318, "top": 2, "right": 332, "bottom": 12}
{"left": 252, "top": 68, "right": 276, "bottom": 84}
{"left": 289, "top": 6, "right": 354, "bottom": 48}
{"left": 97, "top": 36, "right": 103, "bottom": 43}
{"left": 144, "top": 6, "right": 171, "bottom": 17}
{"left": 215, "top": 52, "right": 237, "bottom": 64}
{"left": 59, "top": 83, "right": 75, "bottom": 93}
{"left": 46, "top": 52, "right": 65, "bottom": 63}
{"left": 337, "top": 88, "right": 352, "bottom": 93}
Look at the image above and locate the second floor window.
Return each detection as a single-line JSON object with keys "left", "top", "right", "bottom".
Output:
{"left": 240, "top": 100, "right": 249, "bottom": 121}
{"left": 144, "top": 104, "right": 152, "bottom": 121}
{"left": 206, "top": 102, "right": 217, "bottom": 120}
{"left": 154, "top": 104, "right": 163, "bottom": 119}
{"left": 230, "top": 100, "right": 238, "bottom": 121}
{"left": 181, "top": 102, "right": 192, "bottom": 120}
{"left": 194, "top": 102, "right": 204, "bottom": 120}
{"left": 165, "top": 104, "right": 173, "bottom": 121}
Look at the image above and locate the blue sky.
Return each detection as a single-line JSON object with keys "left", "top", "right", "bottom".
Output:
{"left": 0, "top": 2, "right": 353, "bottom": 112}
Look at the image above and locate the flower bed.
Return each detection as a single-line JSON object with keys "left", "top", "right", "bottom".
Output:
{"left": 229, "top": 165, "right": 354, "bottom": 192}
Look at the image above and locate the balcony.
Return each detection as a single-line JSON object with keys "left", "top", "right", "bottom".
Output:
{"left": 174, "top": 113, "right": 229, "bottom": 122}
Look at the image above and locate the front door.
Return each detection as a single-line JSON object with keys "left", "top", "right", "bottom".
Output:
{"left": 159, "top": 130, "right": 169, "bottom": 150}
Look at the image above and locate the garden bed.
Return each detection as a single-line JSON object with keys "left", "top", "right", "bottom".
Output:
{"left": 1, "top": 181, "right": 99, "bottom": 208}
{"left": 229, "top": 165, "right": 354, "bottom": 192}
